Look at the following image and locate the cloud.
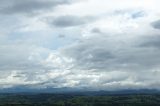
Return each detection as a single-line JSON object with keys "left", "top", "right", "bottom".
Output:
{"left": 113, "top": 10, "right": 146, "bottom": 19}
{"left": 0, "top": 44, "right": 51, "bottom": 71}
{"left": 139, "top": 35, "right": 160, "bottom": 48}
{"left": 0, "top": 0, "right": 72, "bottom": 15}
{"left": 151, "top": 19, "right": 160, "bottom": 29}
{"left": 48, "top": 15, "right": 93, "bottom": 28}
{"left": 0, "top": 0, "right": 160, "bottom": 90}
{"left": 60, "top": 37, "right": 115, "bottom": 70}
{"left": 91, "top": 28, "right": 102, "bottom": 34}
{"left": 60, "top": 32, "right": 160, "bottom": 73}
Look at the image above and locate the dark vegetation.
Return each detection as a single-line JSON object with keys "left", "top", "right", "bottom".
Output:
{"left": 0, "top": 93, "right": 160, "bottom": 106}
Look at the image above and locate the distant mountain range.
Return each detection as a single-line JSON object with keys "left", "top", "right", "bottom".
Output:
{"left": 0, "top": 86, "right": 160, "bottom": 95}
{"left": 0, "top": 86, "right": 79, "bottom": 93}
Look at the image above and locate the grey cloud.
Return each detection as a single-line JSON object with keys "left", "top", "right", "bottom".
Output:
{"left": 60, "top": 34, "right": 160, "bottom": 72}
{"left": 139, "top": 35, "right": 160, "bottom": 48}
{"left": 151, "top": 19, "right": 160, "bottom": 29}
{"left": 91, "top": 28, "right": 102, "bottom": 34}
{"left": 49, "top": 15, "right": 93, "bottom": 28}
{"left": 0, "top": 0, "right": 72, "bottom": 15}
{"left": 60, "top": 37, "right": 117, "bottom": 70}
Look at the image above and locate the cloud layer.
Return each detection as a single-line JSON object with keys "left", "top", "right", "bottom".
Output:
{"left": 0, "top": 0, "right": 160, "bottom": 90}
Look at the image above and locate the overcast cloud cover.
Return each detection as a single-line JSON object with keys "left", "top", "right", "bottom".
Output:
{"left": 0, "top": 0, "right": 160, "bottom": 90}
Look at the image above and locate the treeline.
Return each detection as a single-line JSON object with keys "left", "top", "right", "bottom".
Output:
{"left": 0, "top": 94, "right": 160, "bottom": 106}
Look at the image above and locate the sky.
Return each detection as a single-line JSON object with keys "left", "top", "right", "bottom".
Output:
{"left": 0, "top": 0, "right": 160, "bottom": 91}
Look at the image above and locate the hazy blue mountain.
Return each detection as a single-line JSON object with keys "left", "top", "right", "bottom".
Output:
{"left": 0, "top": 86, "right": 159, "bottom": 95}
